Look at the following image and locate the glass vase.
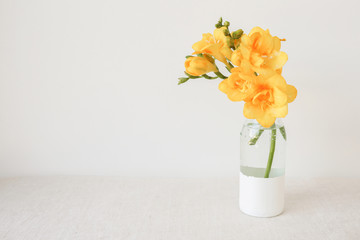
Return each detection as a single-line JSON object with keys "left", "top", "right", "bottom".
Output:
{"left": 239, "top": 119, "right": 286, "bottom": 217}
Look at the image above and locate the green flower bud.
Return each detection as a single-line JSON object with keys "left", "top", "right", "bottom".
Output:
{"left": 226, "top": 36, "right": 234, "bottom": 48}
{"left": 223, "top": 28, "right": 230, "bottom": 36}
{"left": 224, "top": 21, "right": 230, "bottom": 27}
{"left": 215, "top": 17, "right": 223, "bottom": 28}
{"left": 232, "top": 29, "right": 244, "bottom": 39}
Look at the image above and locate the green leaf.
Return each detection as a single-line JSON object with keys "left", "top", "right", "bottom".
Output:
{"left": 178, "top": 77, "right": 189, "bottom": 85}
{"left": 185, "top": 55, "right": 193, "bottom": 59}
{"left": 279, "top": 126, "right": 287, "bottom": 140}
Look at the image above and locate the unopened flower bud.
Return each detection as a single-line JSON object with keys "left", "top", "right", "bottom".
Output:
{"left": 226, "top": 36, "right": 234, "bottom": 48}
{"left": 232, "top": 29, "right": 244, "bottom": 39}
{"left": 184, "top": 56, "right": 217, "bottom": 76}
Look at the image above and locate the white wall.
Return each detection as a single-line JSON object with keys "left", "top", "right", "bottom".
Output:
{"left": 0, "top": 0, "right": 359, "bottom": 177}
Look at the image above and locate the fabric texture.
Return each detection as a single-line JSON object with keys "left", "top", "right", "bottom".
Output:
{"left": 0, "top": 177, "right": 359, "bottom": 239}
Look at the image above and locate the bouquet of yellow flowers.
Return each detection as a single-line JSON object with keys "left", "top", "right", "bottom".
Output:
{"left": 178, "top": 18, "right": 297, "bottom": 128}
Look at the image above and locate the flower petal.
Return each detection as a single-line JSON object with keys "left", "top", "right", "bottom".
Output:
{"left": 249, "top": 26, "right": 265, "bottom": 36}
{"left": 265, "top": 51, "right": 288, "bottom": 70}
{"left": 192, "top": 33, "right": 213, "bottom": 52}
{"left": 267, "top": 73, "right": 287, "bottom": 92}
{"left": 219, "top": 79, "right": 244, "bottom": 102}
{"left": 286, "top": 84, "right": 297, "bottom": 103}
{"left": 219, "top": 78, "right": 228, "bottom": 91}
{"left": 221, "top": 46, "right": 233, "bottom": 60}
{"left": 272, "top": 87, "right": 288, "bottom": 107}
{"left": 270, "top": 104, "right": 288, "bottom": 118}
{"left": 273, "top": 37, "right": 281, "bottom": 52}
{"left": 201, "top": 44, "right": 227, "bottom": 64}
{"left": 213, "top": 27, "right": 227, "bottom": 42}
{"left": 256, "top": 113, "right": 276, "bottom": 128}
{"left": 243, "top": 102, "right": 263, "bottom": 119}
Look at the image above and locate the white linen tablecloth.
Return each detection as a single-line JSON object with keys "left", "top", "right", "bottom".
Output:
{"left": 0, "top": 177, "right": 359, "bottom": 239}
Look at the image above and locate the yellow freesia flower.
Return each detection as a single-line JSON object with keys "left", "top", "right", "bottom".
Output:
{"left": 231, "top": 27, "right": 287, "bottom": 71}
{"left": 185, "top": 55, "right": 218, "bottom": 76}
{"left": 179, "top": 19, "right": 298, "bottom": 128}
{"left": 192, "top": 27, "right": 232, "bottom": 66}
{"left": 218, "top": 61, "right": 256, "bottom": 102}
{"left": 242, "top": 71, "right": 297, "bottom": 128}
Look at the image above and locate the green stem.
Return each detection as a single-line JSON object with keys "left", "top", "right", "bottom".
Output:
{"left": 184, "top": 72, "right": 201, "bottom": 79}
{"left": 264, "top": 128, "right": 277, "bottom": 178}
{"left": 228, "top": 61, "right": 235, "bottom": 69}
{"left": 225, "top": 61, "right": 234, "bottom": 73}
{"left": 202, "top": 74, "right": 218, "bottom": 79}
{"left": 214, "top": 71, "right": 228, "bottom": 79}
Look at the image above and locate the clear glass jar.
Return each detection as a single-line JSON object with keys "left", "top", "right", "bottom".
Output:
{"left": 240, "top": 119, "right": 286, "bottom": 178}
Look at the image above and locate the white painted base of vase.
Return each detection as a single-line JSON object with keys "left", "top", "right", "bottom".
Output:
{"left": 239, "top": 171, "right": 285, "bottom": 217}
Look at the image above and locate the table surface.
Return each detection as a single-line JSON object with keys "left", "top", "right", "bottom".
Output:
{"left": 0, "top": 176, "right": 359, "bottom": 240}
